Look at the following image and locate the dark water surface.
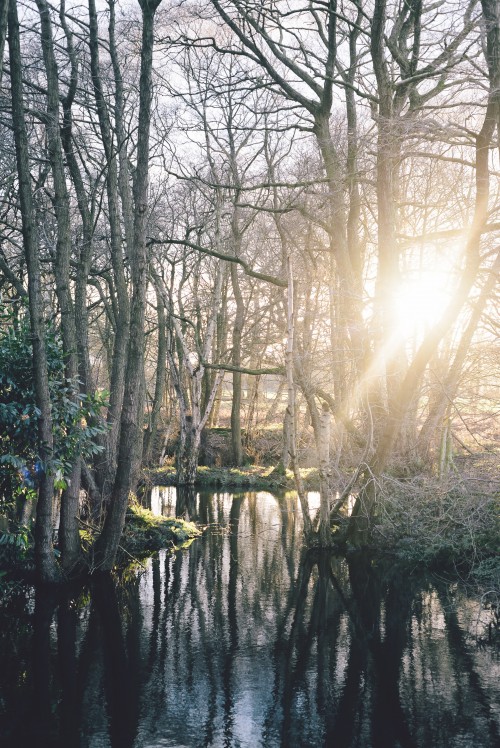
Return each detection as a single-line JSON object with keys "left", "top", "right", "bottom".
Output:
{"left": 0, "top": 488, "right": 499, "bottom": 748}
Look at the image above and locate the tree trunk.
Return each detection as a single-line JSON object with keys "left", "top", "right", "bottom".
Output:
{"left": 88, "top": 0, "right": 130, "bottom": 501}
{"left": 285, "top": 257, "right": 312, "bottom": 539}
{"left": 36, "top": 0, "right": 81, "bottom": 572}
{"left": 313, "top": 111, "right": 360, "bottom": 406}
{"left": 177, "top": 420, "right": 200, "bottom": 485}
{"left": 94, "top": 0, "right": 162, "bottom": 570}
{"left": 0, "top": 0, "right": 8, "bottom": 84}
{"left": 317, "top": 406, "right": 332, "bottom": 546}
{"left": 230, "top": 264, "right": 245, "bottom": 465}
{"left": 8, "top": 0, "right": 59, "bottom": 582}
{"left": 143, "top": 284, "right": 167, "bottom": 464}
{"left": 59, "top": 1, "right": 94, "bottom": 396}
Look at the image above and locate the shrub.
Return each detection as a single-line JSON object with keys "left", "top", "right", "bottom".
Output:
{"left": 0, "top": 308, "right": 107, "bottom": 518}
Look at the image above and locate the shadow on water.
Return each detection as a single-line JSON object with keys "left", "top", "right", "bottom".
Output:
{"left": 0, "top": 487, "right": 499, "bottom": 747}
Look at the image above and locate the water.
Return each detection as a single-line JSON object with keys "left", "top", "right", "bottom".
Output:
{"left": 0, "top": 487, "right": 498, "bottom": 748}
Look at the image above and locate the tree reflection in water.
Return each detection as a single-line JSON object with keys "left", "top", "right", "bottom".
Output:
{"left": 0, "top": 488, "right": 498, "bottom": 747}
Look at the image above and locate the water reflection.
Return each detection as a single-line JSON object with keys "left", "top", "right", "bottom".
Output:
{"left": 0, "top": 488, "right": 498, "bottom": 747}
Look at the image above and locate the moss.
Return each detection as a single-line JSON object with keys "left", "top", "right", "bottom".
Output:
{"left": 119, "top": 502, "right": 201, "bottom": 559}
{"left": 146, "top": 464, "right": 320, "bottom": 491}
{"left": 146, "top": 465, "right": 177, "bottom": 485}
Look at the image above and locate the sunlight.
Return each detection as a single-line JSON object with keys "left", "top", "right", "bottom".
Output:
{"left": 339, "top": 250, "right": 460, "bottom": 424}
{"left": 390, "top": 269, "right": 453, "bottom": 337}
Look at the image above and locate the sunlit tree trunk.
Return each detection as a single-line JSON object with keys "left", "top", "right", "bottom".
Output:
{"left": 370, "top": 0, "right": 404, "bottom": 415}
{"left": 285, "top": 257, "right": 312, "bottom": 539}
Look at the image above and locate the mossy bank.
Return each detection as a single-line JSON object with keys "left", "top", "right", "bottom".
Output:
{"left": 118, "top": 503, "right": 200, "bottom": 560}
{"left": 0, "top": 501, "right": 201, "bottom": 583}
{"left": 145, "top": 464, "right": 321, "bottom": 491}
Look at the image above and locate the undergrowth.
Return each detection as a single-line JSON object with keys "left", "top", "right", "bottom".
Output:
{"left": 370, "top": 472, "right": 499, "bottom": 590}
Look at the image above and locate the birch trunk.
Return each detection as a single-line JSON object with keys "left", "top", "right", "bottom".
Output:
{"left": 285, "top": 257, "right": 312, "bottom": 539}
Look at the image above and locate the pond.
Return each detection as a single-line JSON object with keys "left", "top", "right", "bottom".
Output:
{"left": 0, "top": 488, "right": 499, "bottom": 748}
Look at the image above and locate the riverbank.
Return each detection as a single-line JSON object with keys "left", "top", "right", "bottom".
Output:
{"left": 144, "top": 464, "right": 320, "bottom": 491}
{"left": 144, "top": 463, "right": 499, "bottom": 595}
{"left": 1, "top": 461, "right": 498, "bottom": 596}
{"left": 0, "top": 503, "right": 201, "bottom": 583}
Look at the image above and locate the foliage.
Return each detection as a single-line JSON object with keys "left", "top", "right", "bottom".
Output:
{"left": 471, "top": 557, "right": 500, "bottom": 592}
{"left": 0, "top": 525, "right": 33, "bottom": 570}
{"left": 0, "top": 309, "right": 108, "bottom": 513}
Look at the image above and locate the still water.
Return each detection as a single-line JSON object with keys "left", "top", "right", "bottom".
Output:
{"left": 0, "top": 488, "right": 499, "bottom": 748}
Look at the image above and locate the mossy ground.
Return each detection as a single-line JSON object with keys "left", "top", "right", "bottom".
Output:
{"left": 117, "top": 502, "right": 201, "bottom": 560}
{"left": 146, "top": 464, "right": 320, "bottom": 491}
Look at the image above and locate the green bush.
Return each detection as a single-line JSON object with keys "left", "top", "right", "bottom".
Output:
{"left": 0, "top": 308, "right": 107, "bottom": 517}
{"left": 0, "top": 525, "right": 33, "bottom": 570}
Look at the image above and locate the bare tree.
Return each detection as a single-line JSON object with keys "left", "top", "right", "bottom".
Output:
{"left": 7, "top": 0, "right": 59, "bottom": 582}
{"left": 94, "top": 0, "right": 163, "bottom": 569}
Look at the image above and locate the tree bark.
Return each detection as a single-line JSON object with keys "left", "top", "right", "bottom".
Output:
{"left": 143, "top": 284, "right": 167, "bottom": 464}
{"left": 8, "top": 0, "right": 59, "bottom": 582}
{"left": 35, "top": 0, "right": 81, "bottom": 572}
{"left": 59, "top": 0, "right": 94, "bottom": 396}
{"left": 230, "top": 263, "right": 245, "bottom": 465}
{"left": 285, "top": 257, "right": 313, "bottom": 539}
{"left": 0, "top": 0, "right": 7, "bottom": 84}
{"left": 88, "top": 0, "right": 130, "bottom": 501}
{"left": 94, "top": 0, "right": 162, "bottom": 570}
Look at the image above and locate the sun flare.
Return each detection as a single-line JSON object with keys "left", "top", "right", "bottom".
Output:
{"left": 390, "top": 270, "right": 453, "bottom": 336}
